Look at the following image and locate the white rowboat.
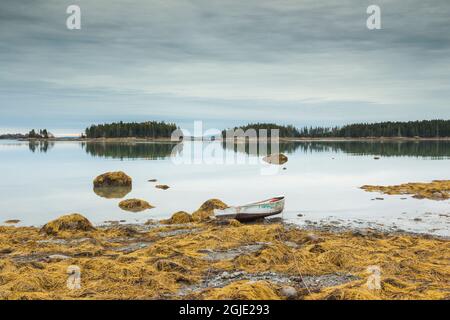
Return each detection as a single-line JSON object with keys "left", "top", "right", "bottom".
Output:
{"left": 214, "top": 196, "right": 285, "bottom": 222}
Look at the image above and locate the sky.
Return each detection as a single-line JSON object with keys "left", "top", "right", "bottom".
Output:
{"left": 0, "top": 0, "right": 449, "bottom": 135}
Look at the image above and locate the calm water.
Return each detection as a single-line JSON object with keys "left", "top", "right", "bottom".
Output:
{"left": 0, "top": 140, "right": 449, "bottom": 236}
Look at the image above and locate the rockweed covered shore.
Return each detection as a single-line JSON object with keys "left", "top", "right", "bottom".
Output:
{"left": 0, "top": 201, "right": 449, "bottom": 300}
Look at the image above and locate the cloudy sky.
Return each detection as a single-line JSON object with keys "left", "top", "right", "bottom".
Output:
{"left": 0, "top": 0, "right": 449, "bottom": 135}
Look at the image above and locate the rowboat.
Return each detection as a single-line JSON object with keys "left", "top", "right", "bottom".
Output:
{"left": 214, "top": 196, "right": 285, "bottom": 222}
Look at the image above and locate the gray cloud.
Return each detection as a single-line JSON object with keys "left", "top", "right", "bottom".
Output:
{"left": 0, "top": 0, "right": 449, "bottom": 134}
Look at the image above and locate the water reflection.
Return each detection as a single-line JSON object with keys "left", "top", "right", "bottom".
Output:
{"left": 82, "top": 142, "right": 180, "bottom": 160}
{"left": 28, "top": 140, "right": 54, "bottom": 153}
{"left": 24, "top": 140, "right": 450, "bottom": 160}
{"left": 224, "top": 141, "right": 450, "bottom": 159}
{"left": 221, "top": 141, "right": 301, "bottom": 155}
{"left": 93, "top": 186, "right": 132, "bottom": 199}
{"left": 295, "top": 141, "right": 450, "bottom": 158}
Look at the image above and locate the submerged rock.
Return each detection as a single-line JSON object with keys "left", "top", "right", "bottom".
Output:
{"left": 93, "top": 171, "right": 132, "bottom": 188}
{"left": 192, "top": 199, "right": 228, "bottom": 222}
{"left": 262, "top": 153, "right": 288, "bottom": 165}
{"left": 162, "top": 211, "right": 192, "bottom": 224}
{"left": 40, "top": 214, "right": 95, "bottom": 235}
{"left": 119, "top": 199, "right": 154, "bottom": 212}
{"left": 93, "top": 186, "right": 132, "bottom": 199}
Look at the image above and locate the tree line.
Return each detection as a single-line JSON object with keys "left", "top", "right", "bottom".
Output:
{"left": 222, "top": 123, "right": 301, "bottom": 138}
{"left": 225, "top": 120, "right": 450, "bottom": 138}
{"left": 84, "top": 121, "right": 178, "bottom": 138}
{"left": 27, "top": 129, "right": 52, "bottom": 139}
{"left": 83, "top": 119, "right": 450, "bottom": 139}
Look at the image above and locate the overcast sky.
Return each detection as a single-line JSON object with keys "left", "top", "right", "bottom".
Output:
{"left": 0, "top": 0, "right": 449, "bottom": 135}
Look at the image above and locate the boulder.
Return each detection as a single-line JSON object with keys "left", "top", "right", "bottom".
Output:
{"left": 93, "top": 171, "right": 132, "bottom": 188}
{"left": 118, "top": 199, "right": 154, "bottom": 212}
{"left": 228, "top": 219, "right": 241, "bottom": 227}
{"left": 192, "top": 199, "right": 228, "bottom": 222}
{"left": 279, "top": 286, "right": 298, "bottom": 300}
{"left": 162, "top": 211, "right": 192, "bottom": 224}
{"left": 40, "top": 214, "right": 95, "bottom": 235}
{"left": 262, "top": 153, "right": 288, "bottom": 165}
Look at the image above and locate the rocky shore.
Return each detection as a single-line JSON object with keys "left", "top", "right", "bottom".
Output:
{"left": 0, "top": 201, "right": 448, "bottom": 300}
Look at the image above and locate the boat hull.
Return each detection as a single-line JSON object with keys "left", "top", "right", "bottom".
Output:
{"left": 214, "top": 196, "right": 284, "bottom": 222}
{"left": 217, "top": 209, "right": 283, "bottom": 222}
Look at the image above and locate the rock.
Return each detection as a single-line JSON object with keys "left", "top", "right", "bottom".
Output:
{"left": 40, "top": 214, "right": 95, "bottom": 235}
{"left": 413, "top": 218, "right": 422, "bottom": 222}
{"left": 279, "top": 286, "right": 297, "bottom": 300}
{"left": 93, "top": 171, "right": 132, "bottom": 188}
{"left": 154, "top": 259, "right": 188, "bottom": 273}
{"left": 0, "top": 248, "right": 13, "bottom": 254}
{"left": 192, "top": 199, "right": 228, "bottom": 222}
{"left": 262, "top": 153, "right": 288, "bottom": 165}
{"left": 155, "top": 184, "right": 170, "bottom": 190}
{"left": 118, "top": 199, "right": 154, "bottom": 212}
{"left": 47, "top": 254, "right": 70, "bottom": 262}
{"left": 161, "top": 211, "right": 192, "bottom": 224}
{"left": 145, "top": 219, "right": 158, "bottom": 225}
{"left": 284, "top": 241, "right": 299, "bottom": 248}
{"left": 148, "top": 179, "right": 157, "bottom": 182}
{"left": 306, "top": 233, "right": 321, "bottom": 243}
{"left": 374, "top": 157, "right": 380, "bottom": 160}
{"left": 375, "top": 197, "right": 384, "bottom": 200}
{"left": 229, "top": 219, "right": 241, "bottom": 227}
{"left": 431, "top": 192, "right": 444, "bottom": 199}
{"left": 4, "top": 219, "right": 20, "bottom": 224}
{"left": 309, "top": 244, "right": 326, "bottom": 253}
{"left": 297, "top": 214, "right": 303, "bottom": 217}
{"left": 93, "top": 186, "right": 132, "bottom": 199}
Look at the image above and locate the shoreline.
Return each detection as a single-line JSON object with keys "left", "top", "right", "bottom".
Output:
{"left": 5, "top": 136, "right": 450, "bottom": 143}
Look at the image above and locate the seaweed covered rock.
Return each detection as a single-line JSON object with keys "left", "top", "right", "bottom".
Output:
{"left": 229, "top": 219, "right": 241, "bottom": 227}
{"left": 93, "top": 171, "right": 132, "bottom": 188}
{"left": 154, "top": 259, "right": 188, "bottom": 273}
{"left": 263, "top": 153, "right": 288, "bottom": 165}
{"left": 361, "top": 180, "right": 449, "bottom": 201}
{"left": 161, "top": 211, "right": 192, "bottom": 224}
{"left": 118, "top": 199, "right": 154, "bottom": 212}
{"left": 40, "top": 214, "right": 95, "bottom": 235}
{"left": 192, "top": 199, "right": 228, "bottom": 222}
{"left": 205, "top": 281, "right": 281, "bottom": 300}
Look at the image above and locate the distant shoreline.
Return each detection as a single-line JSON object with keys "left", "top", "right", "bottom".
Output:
{"left": 2, "top": 136, "right": 450, "bottom": 142}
